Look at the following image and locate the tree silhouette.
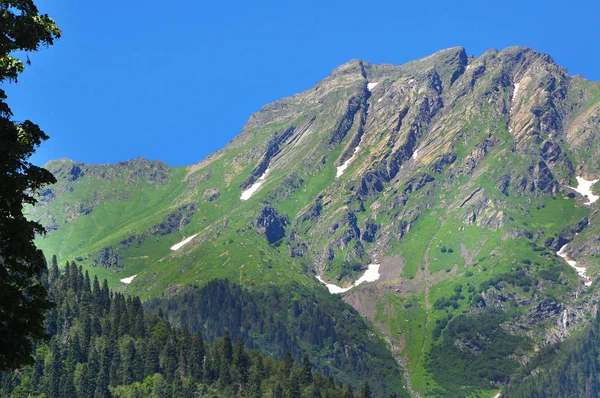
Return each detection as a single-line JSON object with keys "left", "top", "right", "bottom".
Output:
{"left": 0, "top": 0, "right": 61, "bottom": 370}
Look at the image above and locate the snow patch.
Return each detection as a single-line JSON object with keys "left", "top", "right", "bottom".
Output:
{"left": 557, "top": 244, "right": 592, "bottom": 287}
{"left": 412, "top": 150, "right": 419, "bottom": 160}
{"left": 170, "top": 233, "right": 199, "bottom": 251}
{"left": 336, "top": 145, "right": 361, "bottom": 178}
{"left": 568, "top": 176, "right": 599, "bottom": 205}
{"left": 377, "top": 97, "right": 383, "bottom": 103}
{"left": 240, "top": 169, "right": 270, "bottom": 200}
{"left": 367, "top": 82, "right": 379, "bottom": 91}
{"left": 510, "top": 82, "right": 520, "bottom": 116}
{"left": 316, "top": 263, "right": 380, "bottom": 294}
{"left": 512, "top": 82, "right": 520, "bottom": 100}
{"left": 120, "top": 275, "right": 137, "bottom": 284}
{"left": 315, "top": 275, "right": 352, "bottom": 294}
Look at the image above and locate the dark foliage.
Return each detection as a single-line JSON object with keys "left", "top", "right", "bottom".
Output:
{"left": 0, "top": 0, "right": 61, "bottom": 370}
{"left": 505, "top": 310, "right": 600, "bottom": 398}
{"left": 145, "top": 279, "right": 409, "bottom": 396}
{"left": 426, "top": 309, "right": 530, "bottom": 396}
{"left": 0, "top": 262, "right": 353, "bottom": 397}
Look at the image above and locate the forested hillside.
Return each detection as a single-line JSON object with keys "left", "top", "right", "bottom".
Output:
{"left": 145, "top": 279, "right": 406, "bottom": 395}
{"left": 0, "top": 259, "right": 385, "bottom": 398}
{"left": 504, "top": 310, "right": 600, "bottom": 398}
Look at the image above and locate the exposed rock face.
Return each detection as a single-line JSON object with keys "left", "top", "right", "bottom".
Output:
{"left": 203, "top": 188, "right": 220, "bottom": 202}
{"left": 361, "top": 221, "right": 378, "bottom": 242}
{"left": 255, "top": 204, "right": 287, "bottom": 243}
{"left": 544, "top": 218, "right": 589, "bottom": 250}
{"left": 90, "top": 247, "right": 123, "bottom": 269}
{"left": 149, "top": 203, "right": 198, "bottom": 236}
{"left": 241, "top": 126, "right": 296, "bottom": 189}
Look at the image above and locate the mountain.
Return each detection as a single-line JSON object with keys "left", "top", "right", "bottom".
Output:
{"left": 28, "top": 46, "right": 600, "bottom": 396}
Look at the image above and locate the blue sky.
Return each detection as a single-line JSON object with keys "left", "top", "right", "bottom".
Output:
{"left": 5, "top": 0, "right": 600, "bottom": 166}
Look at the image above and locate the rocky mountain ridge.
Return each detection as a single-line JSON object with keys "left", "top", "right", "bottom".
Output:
{"left": 29, "top": 46, "right": 600, "bottom": 396}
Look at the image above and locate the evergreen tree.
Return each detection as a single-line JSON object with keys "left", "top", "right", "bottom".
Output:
{"left": 94, "top": 346, "right": 111, "bottom": 398}
{"left": 223, "top": 329, "right": 233, "bottom": 365}
{"left": 362, "top": 380, "right": 372, "bottom": 398}
{"left": 344, "top": 384, "right": 354, "bottom": 398}
{"left": 47, "top": 342, "right": 61, "bottom": 398}
{"left": 233, "top": 335, "right": 249, "bottom": 384}
{"left": 78, "top": 363, "right": 94, "bottom": 398}
{"left": 49, "top": 255, "right": 59, "bottom": 285}
{"left": 301, "top": 353, "right": 313, "bottom": 385}
{"left": 190, "top": 330, "right": 205, "bottom": 380}
{"left": 283, "top": 351, "right": 294, "bottom": 377}
{"left": 286, "top": 370, "right": 301, "bottom": 398}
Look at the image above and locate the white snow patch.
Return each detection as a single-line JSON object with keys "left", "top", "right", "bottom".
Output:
{"left": 412, "top": 150, "right": 419, "bottom": 160}
{"left": 557, "top": 243, "right": 592, "bottom": 287}
{"left": 510, "top": 82, "right": 521, "bottom": 115}
{"left": 567, "top": 176, "right": 599, "bottom": 205}
{"left": 120, "top": 274, "right": 137, "bottom": 284}
{"left": 336, "top": 145, "right": 361, "bottom": 178}
{"left": 316, "top": 263, "right": 380, "bottom": 294}
{"left": 170, "top": 233, "right": 199, "bottom": 251}
{"left": 315, "top": 275, "right": 352, "bottom": 294}
{"left": 512, "top": 82, "right": 520, "bottom": 100}
{"left": 377, "top": 97, "right": 383, "bottom": 103}
{"left": 240, "top": 168, "right": 270, "bottom": 200}
{"left": 367, "top": 82, "right": 379, "bottom": 91}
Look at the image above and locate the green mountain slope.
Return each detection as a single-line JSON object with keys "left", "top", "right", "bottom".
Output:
{"left": 28, "top": 46, "right": 600, "bottom": 396}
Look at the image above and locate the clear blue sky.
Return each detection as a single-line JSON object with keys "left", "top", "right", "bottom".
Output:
{"left": 5, "top": 0, "right": 600, "bottom": 166}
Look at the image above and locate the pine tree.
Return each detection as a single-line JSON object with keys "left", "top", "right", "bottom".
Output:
{"left": 283, "top": 351, "right": 294, "bottom": 377}
{"left": 362, "top": 380, "right": 372, "bottom": 398}
{"left": 344, "top": 384, "right": 354, "bottom": 398}
{"left": 218, "top": 357, "right": 231, "bottom": 389}
{"left": 144, "top": 339, "right": 161, "bottom": 377}
{"left": 223, "top": 329, "right": 233, "bottom": 365}
{"left": 83, "top": 270, "right": 91, "bottom": 293}
{"left": 286, "top": 370, "right": 301, "bottom": 398}
{"left": 121, "top": 339, "right": 136, "bottom": 386}
{"left": 47, "top": 342, "right": 61, "bottom": 398}
{"left": 190, "top": 330, "right": 205, "bottom": 380}
{"left": 49, "top": 255, "right": 59, "bottom": 285}
{"left": 101, "top": 279, "right": 110, "bottom": 314}
{"left": 94, "top": 346, "right": 111, "bottom": 398}
{"left": 233, "top": 336, "right": 249, "bottom": 384}
{"left": 77, "top": 362, "right": 93, "bottom": 398}
{"left": 301, "top": 353, "right": 313, "bottom": 385}
{"left": 162, "top": 335, "right": 178, "bottom": 381}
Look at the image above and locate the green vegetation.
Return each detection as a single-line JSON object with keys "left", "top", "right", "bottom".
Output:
{"left": 146, "top": 279, "right": 409, "bottom": 396}
{"left": 505, "top": 310, "right": 600, "bottom": 398}
{"left": 21, "top": 45, "right": 600, "bottom": 397}
{"left": 426, "top": 309, "right": 531, "bottom": 396}
{"left": 0, "top": 263, "right": 382, "bottom": 398}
